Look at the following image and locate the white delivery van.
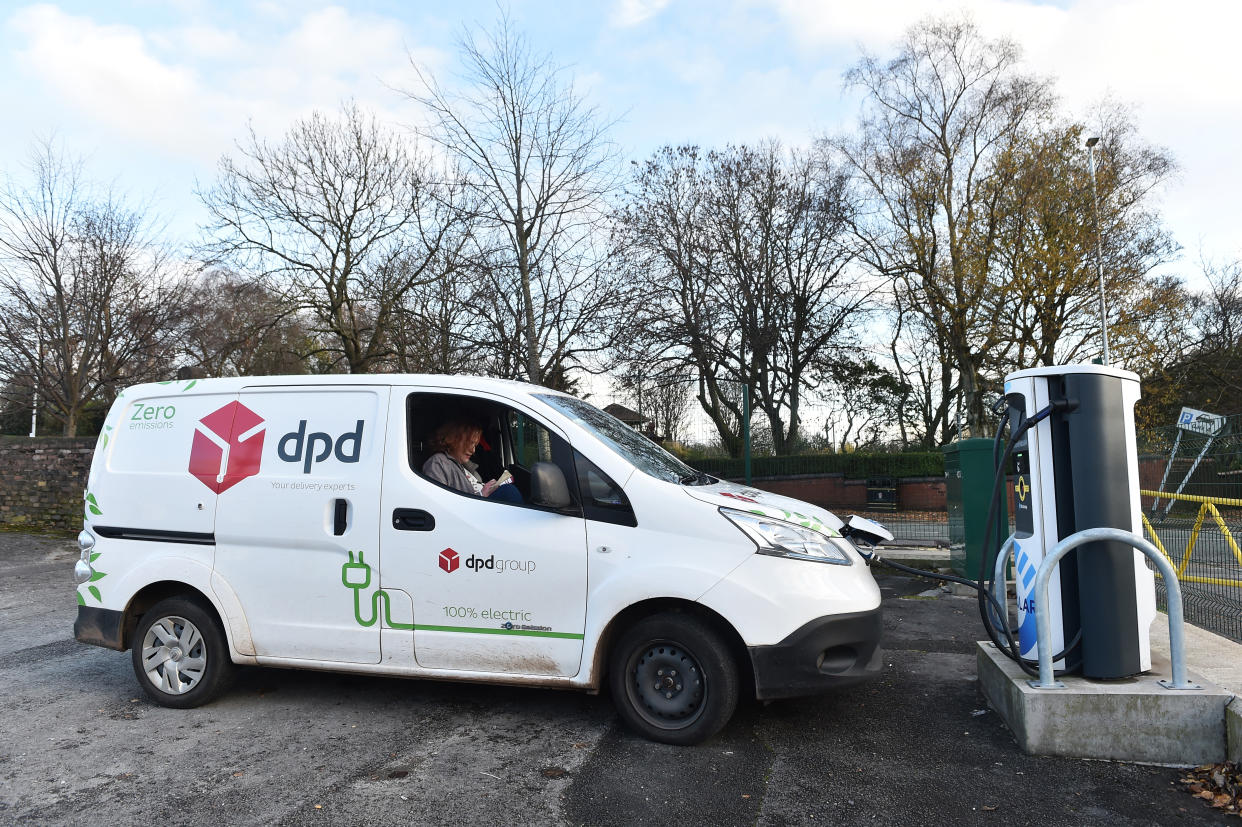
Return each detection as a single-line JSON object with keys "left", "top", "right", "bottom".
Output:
{"left": 73, "top": 375, "right": 888, "bottom": 744}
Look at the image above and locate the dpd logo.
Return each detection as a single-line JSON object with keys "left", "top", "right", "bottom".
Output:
{"left": 278, "top": 420, "right": 365, "bottom": 474}
{"left": 188, "top": 402, "right": 266, "bottom": 493}
{"left": 438, "top": 548, "right": 460, "bottom": 573}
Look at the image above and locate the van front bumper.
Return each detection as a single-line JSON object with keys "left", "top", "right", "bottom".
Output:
{"left": 747, "top": 607, "right": 882, "bottom": 700}
{"left": 75, "top": 606, "right": 125, "bottom": 651}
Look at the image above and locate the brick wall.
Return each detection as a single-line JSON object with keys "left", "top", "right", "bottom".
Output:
{"left": 0, "top": 437, "right": 94, "bottom": 533}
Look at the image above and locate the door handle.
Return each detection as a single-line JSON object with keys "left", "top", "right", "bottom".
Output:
{"left": 392, "top": 508, "right": 435, "bottom": 532}
{"left": 333, "top": 499, "right": 349, "bottom": 536}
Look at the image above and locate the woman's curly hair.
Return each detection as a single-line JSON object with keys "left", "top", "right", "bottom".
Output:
{"left": 429, "top": 420, "right": 482, "bottom": 456}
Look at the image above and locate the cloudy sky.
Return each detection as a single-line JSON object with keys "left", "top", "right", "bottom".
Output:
{"left": 2, "top": 0, "right": 1238, "bottom": 283}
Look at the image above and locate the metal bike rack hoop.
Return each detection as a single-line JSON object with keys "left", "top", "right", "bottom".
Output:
{"left": 1029, "top": 526, "right": 1199, "bottom": 691}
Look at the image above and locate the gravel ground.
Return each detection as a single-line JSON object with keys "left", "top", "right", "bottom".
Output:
{"left": 0, "top": 530, "right": 1227, "bottom": 825}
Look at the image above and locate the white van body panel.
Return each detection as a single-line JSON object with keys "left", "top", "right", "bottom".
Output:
{"left": 209, "top": 571, "right": 257, "bottom": 659}
{"left": 93, "top": 542, "right": 214, "bottom": 613}
{"left": 214, "top": 385, "right": 391, "bottom": 664}
{"left": 698, "top": 554, "right": 882, "bottom": 645}
{"left": 87, "top": 388, "right": 239, "bottom": 536}
{"left": 77, "top": 374, "right": 885, "bottom": 704}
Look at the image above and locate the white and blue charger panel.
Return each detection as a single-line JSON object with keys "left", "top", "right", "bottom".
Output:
{"left": 1003, "top": 365, "right": 1156, "bottom": 679}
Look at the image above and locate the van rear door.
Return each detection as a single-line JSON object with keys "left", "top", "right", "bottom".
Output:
{"left": 213, "top": 386, "right": 390, "bottom": 664}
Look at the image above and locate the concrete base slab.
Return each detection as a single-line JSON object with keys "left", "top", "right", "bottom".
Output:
{"left": 1229, "top": 699, "right": 1242, "bottom": 763}
{"left": 977, "top": 641, "right": 1232, "bottom": 765}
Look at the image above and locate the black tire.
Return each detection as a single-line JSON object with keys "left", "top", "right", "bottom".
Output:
{"left": 130, "top": 596, "right": 235, "bottom": 709}
{"left": 608, "top": 611, "right": 739, "bottom": 745}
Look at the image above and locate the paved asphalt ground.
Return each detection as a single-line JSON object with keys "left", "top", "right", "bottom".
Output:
{"left": 0, "top": 532, "right": 1228, "bottom": 825}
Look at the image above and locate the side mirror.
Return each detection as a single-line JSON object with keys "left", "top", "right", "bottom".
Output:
{"left": 530, "top": 461, "right": 573, "bottom": 509}
{"left": 842, "top": 514, "right": 893, "bottom": 547}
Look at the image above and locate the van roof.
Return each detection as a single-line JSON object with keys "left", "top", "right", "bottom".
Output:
{"left": 121, "top": 374, "right": 574, "bottom": 403}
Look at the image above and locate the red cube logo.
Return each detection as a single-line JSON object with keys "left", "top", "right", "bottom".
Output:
{"left": 188, "top": 402, "right": 265, "bottom": 493}
{"left": 438, "top": 548, "right": 460, "bottom": 573}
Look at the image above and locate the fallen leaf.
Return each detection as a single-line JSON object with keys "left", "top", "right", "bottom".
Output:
{"left": 388, "top": 771, "right": 408, "bottom": 779}
{"left": 1212, "top": 794, "right": 1231, "bottom": 808}
{"left": 541, "top": 767, "right": 568, "bottom": 779}
{"left": 314, "top": 805, "right": 322, "bottom": 809}
{"left": 981, "top": 805, "right": 997, "bottom": 811}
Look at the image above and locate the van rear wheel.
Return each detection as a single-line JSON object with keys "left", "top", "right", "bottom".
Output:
{"left": 130, "top": 597, "right": 234, "bottom": 708}
{"left": 608, "top": 612, "right": 739, "bottom": 745}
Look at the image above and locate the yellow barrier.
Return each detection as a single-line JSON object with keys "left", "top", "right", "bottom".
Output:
{"left": 1139, "top": 490, "right": 1242, "bottom": 588}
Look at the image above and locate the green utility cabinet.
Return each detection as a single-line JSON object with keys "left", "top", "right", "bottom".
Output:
{"left": 944, "top": 438, "right": 1008, "bottom": 581}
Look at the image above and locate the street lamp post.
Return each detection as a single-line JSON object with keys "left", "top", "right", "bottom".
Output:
{"left": 1086, "top": 136, "right": 1110, "bottom": 365}
{"left": 28, "top": 337, "right": 41, "bottom": 439}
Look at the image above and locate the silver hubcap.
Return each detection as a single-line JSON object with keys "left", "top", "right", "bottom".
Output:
{"left": 141, "top": 616, "right": 206, "bottom": 695}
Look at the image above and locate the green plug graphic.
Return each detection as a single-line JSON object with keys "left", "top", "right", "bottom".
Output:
{"left": 341, "top": 549, "right": 372, "bottom": 589}
{"left": 339, "top": 550, "right": 414, "bottom": 630}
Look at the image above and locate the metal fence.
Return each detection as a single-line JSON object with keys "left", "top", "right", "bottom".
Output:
{"left": 1137, "top": 414, "right": 1242, "bottom": 641}
{"left": 1141, "top": 491, "right": 1242, "bottom": 643}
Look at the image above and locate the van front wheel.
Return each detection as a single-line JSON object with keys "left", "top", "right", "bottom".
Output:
{"left": 131, "top": 597, "right": 234, "bottom": 708}
{"left": 608, "top": 612, "right": 738, "bottom": 745}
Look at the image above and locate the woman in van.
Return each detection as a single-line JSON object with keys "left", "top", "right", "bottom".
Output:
{"left": 422, "top": 419, "right": 523, "bottom": 503}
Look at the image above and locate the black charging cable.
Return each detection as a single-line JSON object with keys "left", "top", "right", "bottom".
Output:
{"left": 853, "top": 397, "right": 1080, "bottom": 679}
{"left": 973, "top": 396, "right": 1082, "bottom": 677}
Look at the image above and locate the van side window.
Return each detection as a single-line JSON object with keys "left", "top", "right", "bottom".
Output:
{"left": 406, "top": 392, "right": 580, "bottom": 514}
{"left": 509, "top": 412, "right": 554, "bottom": 467}
{"left": 574, "top": 450, "right": 637, "bottom": 527}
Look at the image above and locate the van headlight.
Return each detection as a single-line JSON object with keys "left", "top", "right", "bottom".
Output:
{"left": 720, "top": 508, "right": 853, "bottom": 566}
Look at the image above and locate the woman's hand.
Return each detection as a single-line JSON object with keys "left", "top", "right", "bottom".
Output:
{"left": 482, "top": 479, "right": 499, "bottom": 497}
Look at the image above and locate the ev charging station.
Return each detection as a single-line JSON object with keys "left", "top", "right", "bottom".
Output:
{"left": 1001, "top": 364, "right": 1157, "bottom": 679}
{"left": 923, "top": 361, "right": 1238, "bottom": 764}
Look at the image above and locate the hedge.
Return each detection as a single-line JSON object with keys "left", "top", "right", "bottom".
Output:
{"left": 687, "top": 451, "right": 944, "bottom": 480}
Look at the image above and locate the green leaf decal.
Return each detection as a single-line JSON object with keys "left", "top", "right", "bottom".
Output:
{"left": 76, "top": 591, "right": 85, "bottom": 606}
{"left": 90, "top": 552, "right": 101, "bottom": 563}
{"left": 183, "top": 380, "right": 197, "bottom": 391}
{"left": 88, "top": 585, "right": 101, "bottom": 602}
{"left": 88, "top": 571, "right": 106, "bottom": 582}
{"left": 86, "top": 493, "right": 98, "bottom": 505}
{"left": 88, "top": 504, "right": 102, "bottom": 516}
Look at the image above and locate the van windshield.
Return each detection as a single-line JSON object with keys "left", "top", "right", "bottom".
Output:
{"left": 535, "top": 394, "right": 709, "bottom": 485}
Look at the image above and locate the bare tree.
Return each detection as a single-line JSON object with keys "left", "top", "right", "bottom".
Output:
{"left": 1137, "top": 257, "right": 1242, "bottom": 427}
{"left": 620, "top": 142, "right": 867, "bottom": 455}
{"left": 180, "top": 269, "right": 312, "bottom": 376}
{"left": 0, "top": 141, "right": 189, "bottom": 435}
{"left": 404, "top": 15, "right": 625, "bottom": 386}
{"left": 200, "top": 101, "right": 468, "bottom": 373}
{"left": 821, "top": 359, "right": 906, "bottom": 451}
{"left": 884, "top": 285, "right": 955, "bottom": 446}
{"left": 834, "top": 15, "right": 1055, "bottom": 436}
{"left": 614, "top": 369, "right": 693, "bottom": 443}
